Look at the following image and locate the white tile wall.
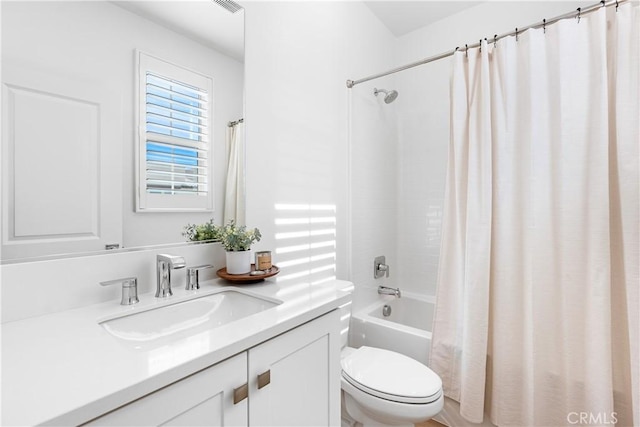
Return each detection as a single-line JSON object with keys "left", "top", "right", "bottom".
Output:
{"left": 393, "top": 60, "right": 450, "bottom": 297}
{"left": 349, "top": 78, "right": 399, "bottom": 309}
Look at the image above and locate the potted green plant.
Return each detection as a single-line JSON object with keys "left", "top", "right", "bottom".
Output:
{"left": 182, "top": 218, "right": 219, "bottom": 242}
{"left": 217, "top": 221, "right": 262, "bottom": 274}
{"left": 184, "top": 219, "right": 261, "bottom": 274}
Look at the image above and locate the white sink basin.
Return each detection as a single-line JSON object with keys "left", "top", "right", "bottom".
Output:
{"left": 100, "top": 289, "right": 281, "bottom": 343}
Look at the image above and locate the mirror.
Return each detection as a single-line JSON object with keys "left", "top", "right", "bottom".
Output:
{"left": 1, "top": 0, "right": 244, "bottom": 262}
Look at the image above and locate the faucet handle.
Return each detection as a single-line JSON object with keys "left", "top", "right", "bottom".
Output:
{"left": 186, "top": 264, "right": 214, "bottom": 290}
{"left": 100, "top": 277, "right": 139, "bottom": 305}
{"left": 374, "top": 256, "right": 390, "bottom": 279}
{"left": 377, "top": 263, "right": 390, "bottom": 277}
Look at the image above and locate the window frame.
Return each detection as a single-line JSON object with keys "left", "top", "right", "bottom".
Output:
{"left": 135, "top": 50, "right": 214, "bottom": 213}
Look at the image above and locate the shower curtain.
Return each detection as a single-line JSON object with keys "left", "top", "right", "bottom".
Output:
{"left": 224, "top": 122, "right": 246, "bottom": 225}
{"left": 430, "top": 4, "right": 638, "bottom": 426}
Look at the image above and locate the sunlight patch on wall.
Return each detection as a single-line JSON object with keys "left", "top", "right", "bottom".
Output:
{"left": 274, "top": 203, "right": 337, "bottom": 286}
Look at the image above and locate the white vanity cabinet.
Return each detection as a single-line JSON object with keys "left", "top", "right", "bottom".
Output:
{"left": 84, "top": 353, "right": 248, "bottom": 426}
{"left": 248, "top": 309, "right": 341, "bottom": 426}
{"left": 85, "top": 310, "right": 340, "bottom": 426}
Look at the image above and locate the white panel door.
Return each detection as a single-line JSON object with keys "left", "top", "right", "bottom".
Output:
{"left": 1, "top": 63, "right": 122, "bottom": 259}
{"left": 248, "top": 310, "right": 341, "bottom": 427}
{"left": 84, "top": 353, "right": 248, "bottom": 426}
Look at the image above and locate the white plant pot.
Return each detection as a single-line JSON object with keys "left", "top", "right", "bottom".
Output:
{"left": 225, "top": 250, "right": 252, "bottom": 275}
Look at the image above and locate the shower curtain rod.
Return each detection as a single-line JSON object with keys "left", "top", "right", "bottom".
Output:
{"left": 227, "top": 118, "right": 244, "bottom": 127}
{"left": 346, "top": 0, "right": 627, "bottom": 88}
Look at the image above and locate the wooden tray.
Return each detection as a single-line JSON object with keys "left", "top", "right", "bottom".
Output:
{"left": 216, "top": 264, "right": 280, "bottom": 284}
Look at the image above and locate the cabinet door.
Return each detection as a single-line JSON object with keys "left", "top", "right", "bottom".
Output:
{"left": 248, "top": 310, "right": 341, "bottom": 427}
{"left": 85, "top": 353, "right": 248, "bottom": 426}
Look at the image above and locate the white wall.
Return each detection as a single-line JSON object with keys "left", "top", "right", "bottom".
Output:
{"left": 1, "top": 1, "right": 243, "bottom": 252}
{"left": 244, "top": 1, "right": 396, "bottom": 297}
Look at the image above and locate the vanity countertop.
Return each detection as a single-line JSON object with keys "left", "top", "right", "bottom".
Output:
{"left": 1, "top": 278, "right": 352, "bottom": 426}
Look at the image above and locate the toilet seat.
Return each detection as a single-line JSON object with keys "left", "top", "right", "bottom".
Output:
{"left": 341, "top": 346, "right": 443, "bottom": 404}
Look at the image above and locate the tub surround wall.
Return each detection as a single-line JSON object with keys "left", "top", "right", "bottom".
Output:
{"left": 342, "top": 8, "right": 399, "bottom": 312}
{"left": 349, "top": 74, "right": 399, "bottom": 312}
{"left": 394, "top": 58, "right": 449, "bottom": 297}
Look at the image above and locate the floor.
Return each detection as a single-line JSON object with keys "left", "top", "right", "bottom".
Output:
{"left": 416, "top": 420, "right": 445, "bottom": 427}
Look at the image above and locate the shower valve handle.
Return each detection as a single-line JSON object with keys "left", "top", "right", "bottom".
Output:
{"left": 373, "top": 256, "right": 390, "bottom": 279}
{"left": 377, "top": 263, "right": 390, "bottom": 277}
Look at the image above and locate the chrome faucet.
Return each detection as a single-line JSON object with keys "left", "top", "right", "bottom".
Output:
{"left": 156, "top": 254, "right": 186, "bottom": 298}
{"left": 378, "top": 285, "right": 401, "bottom": 298}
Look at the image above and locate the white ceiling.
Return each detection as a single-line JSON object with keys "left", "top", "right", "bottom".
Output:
{"left": 112, "top": 1, "right": 481, "bottom": 62}
{"left": 113, "top": 1, "right": 244, "bottom": 62}
{"left": 365, "top": 1, "right": 483, "bottom": 37}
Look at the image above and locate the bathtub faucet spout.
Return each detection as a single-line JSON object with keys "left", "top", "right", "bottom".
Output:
{"left": 378, "top": 285, "right": 401, "bottom": 298}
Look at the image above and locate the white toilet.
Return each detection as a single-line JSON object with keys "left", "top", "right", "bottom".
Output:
{"left": 340, "top": 346, "right": 443, "bottom": 426}
{"left": 338, "top": 293, "right": 444, "bottom": 426}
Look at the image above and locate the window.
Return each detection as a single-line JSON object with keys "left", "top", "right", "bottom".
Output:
{"left": 136, "top": 51, "right": 214, "bottom": 212}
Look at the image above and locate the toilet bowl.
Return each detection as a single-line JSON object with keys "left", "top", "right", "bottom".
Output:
{"left": 340, "top": 346, "right": 444, "bottom": 426}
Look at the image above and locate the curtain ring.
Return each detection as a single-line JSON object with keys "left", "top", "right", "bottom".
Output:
{"left": 616, "top": 0, "right": 619, "bottom": 11}
{"left": 494, "top": 34, "right": 498, "bottom": 48}
{"left": 543, "top": 19, "right": 546, "bottom": 34}
{"left": 515, "top": 27, "right": 519, "bottom": 42}
{"left": 465, "top": 44, "right": 468, "bottom": 58}
{"left": 479, "top": 39, "right": 482, "bottom": 53}
{"left": 577, "top": 7, "right": 581, "bottom": 23}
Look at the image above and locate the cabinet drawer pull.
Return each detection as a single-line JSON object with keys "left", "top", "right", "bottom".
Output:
{"left": 257, "top": 370, "right": 271, "bottom": 389}
{"left": 233, "top": 383, "right": 248, "bottom": 404}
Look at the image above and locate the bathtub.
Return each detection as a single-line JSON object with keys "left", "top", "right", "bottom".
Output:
{"left": 349, "top": 292, "right": 495, "bottom": 427}
{"left": 349, "top": 293, "right": 434, "bottom": 365}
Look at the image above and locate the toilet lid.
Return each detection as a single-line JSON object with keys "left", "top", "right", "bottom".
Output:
{"left": 341, "top": 346, "right": 442, "bottom": 404}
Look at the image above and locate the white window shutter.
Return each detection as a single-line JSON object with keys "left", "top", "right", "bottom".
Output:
{"left": 136, "top": 51, "right": 214, "bottom": 212}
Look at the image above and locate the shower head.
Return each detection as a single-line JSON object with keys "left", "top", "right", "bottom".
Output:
{"left": 374, "top": 88, "right": 398, "bottom": 104}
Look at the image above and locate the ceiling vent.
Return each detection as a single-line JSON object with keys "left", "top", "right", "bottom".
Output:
{"left": 212, "top": 0, "right": 243, "bottom": 14}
